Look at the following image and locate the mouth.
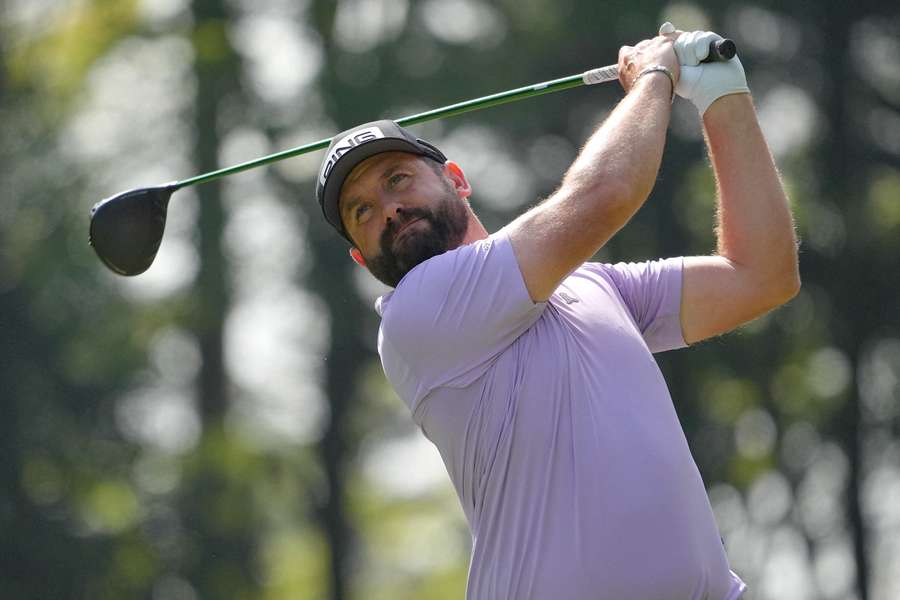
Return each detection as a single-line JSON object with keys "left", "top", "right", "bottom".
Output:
{"left": 394, "top": 217, "right": 424, "bottom": 239}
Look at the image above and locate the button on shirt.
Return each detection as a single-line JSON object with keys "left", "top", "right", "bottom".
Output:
{"left": 375, "top": 231, "right": 746, "bottom": 600}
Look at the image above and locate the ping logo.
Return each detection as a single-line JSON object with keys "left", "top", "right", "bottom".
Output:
{"left": 319, "top": 126, "right": 385, "bottom": 185}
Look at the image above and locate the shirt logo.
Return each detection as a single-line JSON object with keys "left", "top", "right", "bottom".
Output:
{"left": 559, "top": 292, "right": 579, "bottom": 304}
{"left": 319, "top": 126, "right": 385, "bottom": 186}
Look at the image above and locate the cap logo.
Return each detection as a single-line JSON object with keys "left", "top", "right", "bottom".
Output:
{"left": 319, "top": 126, "right": 385, "bottom": 186}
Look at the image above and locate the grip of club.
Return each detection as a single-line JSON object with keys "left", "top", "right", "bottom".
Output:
{"left": 703, "top": 39, "right": 736, "bottom": 63}
{"left": 582, "top": 38, "right": 736, "bottom": 86}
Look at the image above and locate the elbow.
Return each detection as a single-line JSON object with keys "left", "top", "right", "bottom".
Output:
{"left": 764, "top": 258, "right": 801, "bottom": 308}
{"left": 781, "top": 242, "right": 802, "bottom": 301}
{"left": 776, "top": 270, "right": 801, "bottom": 304}
{"left": 749, "top": 273, "right": 799, "bottom": 317}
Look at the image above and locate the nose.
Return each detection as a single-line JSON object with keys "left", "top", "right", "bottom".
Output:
{"left": 382, "top": 199, "right": 405, "bottom": 223}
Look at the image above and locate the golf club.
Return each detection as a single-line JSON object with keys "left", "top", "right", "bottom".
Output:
{"left": 89, "top": 39, "right": 736, "bottom": 276}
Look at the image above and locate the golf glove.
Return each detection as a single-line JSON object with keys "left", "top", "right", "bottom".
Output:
{"left": 660, "top": 23, "right": 750, "bottom": 115}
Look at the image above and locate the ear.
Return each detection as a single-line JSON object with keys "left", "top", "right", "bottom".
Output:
{"left": 349, "top": 247, "right": 366, "bottom": 267}
{"left": 444, "top": 161, "right": 472, "bottom": 199}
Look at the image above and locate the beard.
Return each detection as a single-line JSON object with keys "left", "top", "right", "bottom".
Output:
{"left": 365, "top": 187, "right": 469, "bottom": 288}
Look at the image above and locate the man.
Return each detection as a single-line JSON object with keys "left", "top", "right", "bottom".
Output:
{"left": 315, "top": 25, "right": 798, "bottom": 600}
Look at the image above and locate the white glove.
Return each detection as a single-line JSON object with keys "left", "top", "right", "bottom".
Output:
{"left": 659, "top": 22, "right": 750, "bottom": 115}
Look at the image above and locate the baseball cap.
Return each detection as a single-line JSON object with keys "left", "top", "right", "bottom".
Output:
{"left": 316, "top": 119, "right": 447, "bottom": 242}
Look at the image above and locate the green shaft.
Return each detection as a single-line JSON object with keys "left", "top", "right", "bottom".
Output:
{"left": 174, "top": 72, "right": 586, "bottom": 189}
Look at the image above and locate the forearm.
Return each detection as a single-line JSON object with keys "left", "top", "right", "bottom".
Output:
{"left": 703, "top": 94, "right": 799, "bottom": 291}
{"left": 517, "top": 74, "right": 672, "bottom": 260}
{"left": 507, "top": 34, "right": 679, "bottom": 302}
{"left": 557, "top": 74, "right": 671, "bottom": 233}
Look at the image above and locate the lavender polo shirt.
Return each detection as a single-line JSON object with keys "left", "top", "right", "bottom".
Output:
{"left": 375, "top": 231, "right": 746, "bottom": 600}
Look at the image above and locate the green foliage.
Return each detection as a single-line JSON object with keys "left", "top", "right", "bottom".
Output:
{"left": 2, "top": 0, "right": 899, "bottom": 598}
{"left": 866, "top": 168, "right": 900, "bottom": 243}
{"left": 192, "top": 19, "right": 232, "bottom": 65}
{"left": 7, "top": 0, "right": 141, "bottom": 97}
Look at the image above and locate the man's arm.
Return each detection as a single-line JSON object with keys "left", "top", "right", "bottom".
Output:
{"left": 507, "top": 37, "right": 678, "bottom": 303}
{"left": 680, "top": 93, "right": 800, "bottom": 344}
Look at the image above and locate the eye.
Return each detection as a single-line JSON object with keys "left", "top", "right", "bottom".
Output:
{"left": 354, "top": 203, "right": 371, "bottom": 224}
{"left": 387, "top": 172, "right": 408, "bottom": 188}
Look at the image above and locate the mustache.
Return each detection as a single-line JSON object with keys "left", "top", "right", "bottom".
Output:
{"left": 380, "top": 208, "right": 432, "bottom": 249}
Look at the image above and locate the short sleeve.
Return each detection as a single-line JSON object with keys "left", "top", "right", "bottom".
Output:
{"left": 584, "top": 257, "right": 687, "bottom": 353}
{"left": 377, "top": 230, "right": 546, "bottom": 411}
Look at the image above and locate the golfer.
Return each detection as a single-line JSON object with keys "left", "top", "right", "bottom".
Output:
{"left": 316, "top": 25, "right": 798, "bottom": 600}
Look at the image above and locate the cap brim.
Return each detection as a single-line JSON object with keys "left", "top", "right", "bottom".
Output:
{"left": 322, "top": 138, "right": 432, "bottom": 240}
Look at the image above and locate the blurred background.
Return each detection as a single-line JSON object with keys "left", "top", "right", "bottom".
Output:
{"left": 2, "top": 0, "right": 899, "bottom": 598}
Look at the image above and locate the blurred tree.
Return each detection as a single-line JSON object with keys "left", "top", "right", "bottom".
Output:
{"left": 171, "top": 0, "right": 261, "bottom": 597}
{"left": 1, "top": 0, "right": 898, "bottom": 598}
{"left": 0, "top": 6, "right": 171, "bottom": 600}
{"left": 818, "top": 5, "right": 870, "bottom": 596}
{"left": 807, "top": 2, "right": 900, "bottom": 598}
{"left": 297, "top": 4, "right": 381, "bottom": 598}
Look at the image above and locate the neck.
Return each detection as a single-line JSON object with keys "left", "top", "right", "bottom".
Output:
{"left": 461, "top": 212, "right": 489, "bottom": 245}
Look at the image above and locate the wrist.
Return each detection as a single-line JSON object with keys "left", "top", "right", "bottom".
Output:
{"left": 701, "top": 92, "right": 754, "bottom": 126}
{"left": 633, "top": 65, "right": 675, "bottom": 101}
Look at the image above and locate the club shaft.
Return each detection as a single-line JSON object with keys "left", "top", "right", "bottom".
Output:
{"left": 174, "top": 70, "right": 611, "bottom": 189}
{"left": 395, "top": 72, "right": 589, "bottom": 127}
{"left": 167, "top": 37, "right": 737, "bottom": 190}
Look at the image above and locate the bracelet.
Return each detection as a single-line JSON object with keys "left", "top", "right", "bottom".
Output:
{"left": 634, "top": 65, "right": 675, "bottom": 101}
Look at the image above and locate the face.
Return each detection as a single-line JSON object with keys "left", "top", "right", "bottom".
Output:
{"left": 339, "top": 152, "right": 470, "bottom": 287}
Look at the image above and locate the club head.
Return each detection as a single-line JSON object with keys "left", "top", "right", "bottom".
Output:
{"left": 89, "top": 183, "right": 177, "bottom": 276}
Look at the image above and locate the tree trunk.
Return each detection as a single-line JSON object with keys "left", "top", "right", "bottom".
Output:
{"left": 818, "top": 4, "right": 870, "bottom": 597}
{"left": 304, "top": 3, "right": 379, "bottom": 597}
{"left": 178, "top": 0, "right": 257, "bottom": 596}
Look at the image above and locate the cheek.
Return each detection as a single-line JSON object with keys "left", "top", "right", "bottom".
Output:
{"left": 360, "top": 221, "right": 387, "bottom": 253}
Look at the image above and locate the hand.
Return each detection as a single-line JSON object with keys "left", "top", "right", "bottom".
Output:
{"left": 617, "top": 35, "right": 680, "bottom": 94}
{"left": 658, "top": 22, "right": 750, "bottom": 114}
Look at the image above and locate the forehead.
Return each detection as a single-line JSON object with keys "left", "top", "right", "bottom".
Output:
{"left": 348, "top": 151, "right": 417, "bottom": 185}
{"left": 339, "top": 151, "right": 421, "bottom": 206}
